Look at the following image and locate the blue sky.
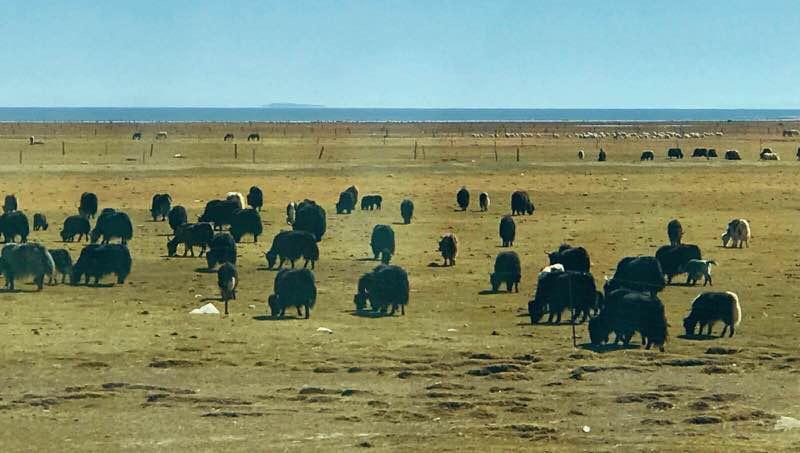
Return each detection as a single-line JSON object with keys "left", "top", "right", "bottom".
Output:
{"left": 1, "top": 0, "right": 798, "bottom": 108}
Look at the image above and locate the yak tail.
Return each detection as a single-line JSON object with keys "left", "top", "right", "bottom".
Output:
{"left": 726, "top": 291, "right": 741, "bottom": 326}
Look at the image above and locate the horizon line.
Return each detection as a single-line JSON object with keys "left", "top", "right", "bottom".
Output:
{"left": 2, "top": 106, "right": 800, "bottom": 110}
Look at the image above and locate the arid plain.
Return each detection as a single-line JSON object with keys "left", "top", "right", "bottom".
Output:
{"left": 0, "top": 121, "right": 799, "bottom": 451}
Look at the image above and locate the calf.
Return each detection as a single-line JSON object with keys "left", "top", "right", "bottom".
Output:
{"left": 685, "top": 259, "right": 716, "bottom": 286}
{"left": 167, "top": 222, "right": 214, "bottom": 257}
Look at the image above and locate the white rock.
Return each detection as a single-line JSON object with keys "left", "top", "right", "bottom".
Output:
{"left": 248, "top": 304, "right": 256, "bottom": 309}
{"left": 582, "top": 425, "right": 591, "bottom": 433}
{"left": 194, "top": 294, "right": 203, "bottom": 298}
{"left": 316, "top": 327, "right": 333, "bottom": 334}
{"left": 775, "top": 416, "right": 800, "bottom": 431}
{"left": 447, "top": 328, "right": 457, "bottom": 332}
{"left": 190, "top": 303, "right": 219, "bottom": 314}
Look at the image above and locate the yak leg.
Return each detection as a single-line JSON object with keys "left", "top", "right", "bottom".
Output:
{"left": 304, "top": 305, "right": 310, "bottom": 319}
{"left": 720, "top": 324, "right": 728, "bottom": 337}
{"left": 729, "top": 324, "right": 735, "bottom": 337}
{"left": 705, "top": 272, "right": 712, "bottom": 286}
{"left": 224, "top": 300, "right": 229, "bottom": 315}
{"left": 296, "top": 306, "right": 303, "bottom": 317}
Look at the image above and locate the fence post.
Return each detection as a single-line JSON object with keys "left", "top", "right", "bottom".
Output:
{"left": 516, "top": 147, "right": 520, "bottom": 162}
{"left": 318, "top": 146, "right": 325, "bottom": 159}
{"left": 19, "top": 150, "right": 22, "bottom": 164}
{"left": 234, "top": 143, "right": 238, "bottom": 159}
{"left": 62, "top": 141, "right": 65, "bottom": 156}
{"left": 252, "top": 148, "right": 255, "bottom": 163}
{"left": 141, "top": 149, "right": 145, "bottom": 164}
{"left": 413, "top": 140, "right": 417, "bottom": 160}
{"left": 150, "top": 143, "right": 154, "bottom": 157}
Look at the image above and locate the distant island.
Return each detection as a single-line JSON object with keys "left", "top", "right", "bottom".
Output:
{"left": 264, "top": 103, "right": 324, "bottom": 109}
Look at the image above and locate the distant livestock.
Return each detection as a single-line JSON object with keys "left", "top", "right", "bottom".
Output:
{"left": 722, "top": 219, "right": 750, "bottom": 248}
{"left": 33, "top": 213, "right": 48, "bottom": 231}
{"left": 167, "top": 206, "right": 188, "bottom": 234}
{"left": 353, "top": 264, "right": 409, "bottom": 315}
{"left": 155, "top": 131, "right": 168, "bottom": 140}
{"left": 640, "top": 150, "right": 654, "bottom": 161}
{"left": 247, "top": 186, "right": 263, "bottom": 211}
{"left": 217, "top": 262, "right": 238, "bottom": 315}
{"left": 577, "top": 149, "right": 585, "bottom": 160}
{"left": 655, "top": 244, "right": 702, "bottom": 284}
{"left": 684, "top": 291, "right": 741, "bottom": 337}
{"left": 528, "top": 270, "right": 599, "bottom": 324}
{"left": 79, "top": 192, "right": 98, "bottom": 218}
{"left": 132, "top": 132, "right": 142, "bottom": 140}
{"left": 456, "top": 187, "right": 470, "bottom": 211}
{"left": 91, "top": 210, "right": 133, "bottom": 244}
{"left": 547, "top": 244, "right": 590, "bottom": 273}
{"left": 198, "top": 199, "right": 240, "bottom": 230}
{"left": 223, "top": 133, "right": 235, "bottom": 141}
{"left": 265, "top": 230, "right": 318, "bottom": 269}
{"left": 360, "top": 195, "right": 383, "bottom": 210}
{"left": 345, "top": 185, "right": 359, "bottom": 205}
{"left": 48, "top": 248, "right": 72, "bottom": 284}
{"left": 760, "top": 149, "right": 780, "bottom": 160}
{"left": 247, "top": 133, "right": 260, "bottom": 141}
{"left": 336, "top": 191, "right": 356, "bottom": 214}
{"left": 292, "top": 199, "right": 327, "bottom": 241}
{"left": 667, "top": 219, "right": 683, "bottom": 246}
{"left": 370, "top": 224, "right": 395, "bottom": 263}
{"left": 684, "top": 259, "right": 716, "bottom": 286}
{"left": 150, "top": 193, "right": 172, "bottom": 221}
{"left": 60, "top": 215, "right": 91, "bottom": 242}
{"left": 29, "top": 136, "right": 44, "bottom": 145}
{"left": 206, "top": 232, "right": 237, "bottom": 268}
{"left": 589, "top": 288, "right": 668, "bottom": 351}
{"left": 229, "top": 208, "right": 263, "bottom": 243}
{"left": 479, "top": 192, "right": 490, "bottom": 211}
{"left": 783, "top": 129, "right": 800, "bottom": 137}
{"left": 400, "top": 199, "right": 414, "bottom": 224}
{"left": 0, "top": 211, "right": 29, "bottom": 243}
{"left": 3, "top": 195, "right": 18, "bottom": 213}
{"left": 604, "top": 256, "right": 666, "bottom": 296}
{"left": 667, "top": 148, "right": 684, "bottom": 159}
{"left": 598, "top": 149, "right": 607, "bottom": 161}
{"left": 437, "top": 233, "right": 458, "bottom": 266}
{"left": 510, "top": 190, "right": 535, "bottom": 216}
{"left": 70, "top": 244, "right": 132, "bottom": 286}
{"left": 691, "top": 148, "right": 708, "bottom": 158}
{"left": 167, "top": 222, "right": 214, "bottom": 257}
{"left": 499, "top": 215, "right": 516, "bottom": 247}
{"left": 0, "top": 243, "right": 54, "bottom": 290}
{"left": 724, "top": 149, "right": 741, "bottom": 160}
{"left": 268, "top": 268, "right": 317, "bottom": 318}
{"left": 490, "top": 251, "right": 521, "bottom": 293}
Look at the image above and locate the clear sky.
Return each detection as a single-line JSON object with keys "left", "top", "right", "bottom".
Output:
{"left": 1, "top": 0, "right": 798, "bottom": 108}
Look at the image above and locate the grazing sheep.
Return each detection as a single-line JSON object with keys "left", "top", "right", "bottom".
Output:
{"left": 90, "top": 210, "right": 133, "bottom": 244}
{"left": 685, "top": 259, "right": 716, "bottom": 286}
{"left": 345, "top": 185, "right": 359, "bottom": 205}
{"left": 229, "top": 208, "right": 263, "bottom": 243}
{"left": 353, "top": 264, "right": 409, "bottom": 315}
{"left": 226, "top": 192, "right": 246, "bottom": 210}
{"left": 438, "top": 233, "right": 458, "bottom": 266}
{"left": 286, "top": 202, "right": 296, "bottom": 225}
{"left": 265, "top": 230, "right": 319, "bottom": 269}
{"left": 490, "top": 251, "right": 521, "bottom": 293}
{"left": 479, "top": 192, "right": 490, "bottom": 211}
{"left": 683, "top": 291, "right": 741, "bottom": 337}
{"left": 336, "top": 191, "right": 356, "bottom": 214}
{"left": 206, "top": 232, "right": 237, "bottom": 269}
{"left": 499, "top": 215, "right": 516, "bottom": 247}
{"left": 0, "top": 243, "right": 54, "bottom": 290}
{"left": 722, "top": 219, "right": 750, "bottom": 248}
{"left": 79, "top": 192, "right": 98, "bottom": 219}
{"left": 268, "top": 268, "right": 317, "bottom": 319}
{"left": 48, "top": 248, "right": 72, "bottom": 284}
{"left": 456, "top": 187, "right": 470, "bottom": 211}
{"left": 604, "top": 256, "right": 666, "bottom": 296}
{"left": 510, "top": 190, "right": 535, "bottom": 216}
{"left": 370, "top": 224, "right": 395, "bottom": 263}
{"left": 293, "top": 200, "right": 326, "bottom": 241}
{"left": 247, "top": 186, "right": 263, "bottom": 211}
{"left": 33, "top": 213, "right": 48, "bottom": 231}
{"left": 217, "top": 262, "right": 238, "bottom": 315}
{"left": 589, "top": 288, "right": 668, "bottom": 351}
{"left": 70, "top": 243, "right": 132, "bottom": 286}
{"left": 667, "top": 219, "right": 683, "bottom": 246}
{"left": 60, "top": 215, "right": 91, "bottom": 242}
{"left": 546, "top": 244, "right": 590, "bottom": 273}
{"left": 400, "top": 199, "right": 414, "bottom": 224}
{"left": 150, "top": 194, "right": 172, "bottom": 221}
{"left": 168, "top": 206, "right": 188, "bottom": 234}
{"left": 3, "top": 195, "right": 18, "bottom": 213}
{"left": 655, "top": 244, "right": 702, "bottom": 284}
{"left": 198, "top": 199, "right": 240, "bottom": 230}
{"left": 0, "top": 211, "right": 29, "bottom": 243}
{"left": 528, "top": 271, "right": 598, "bottom": 324}
{"left": 640, "top": 150, "right": 655, "bottom": 161}
{"left": 167, "top": 222, "right": 214, "bottom": 257}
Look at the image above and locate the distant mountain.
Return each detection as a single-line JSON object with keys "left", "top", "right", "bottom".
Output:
{"left": 264, "top": 103, "right": 324, "bottom": 109}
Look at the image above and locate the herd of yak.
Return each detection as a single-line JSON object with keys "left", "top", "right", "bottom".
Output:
{"left": 0, "top": 183, "right": 749, "bottom": 352}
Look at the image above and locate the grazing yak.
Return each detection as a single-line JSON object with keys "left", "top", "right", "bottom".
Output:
{"left": 60, "top": 215, "right": 91, "bottom": 242}
{"left": 344, "top": 185, "right": 359, "bottom": 204}
{"left": 499, "top": 215, "right": 516, "bottom": 247}
{"left": 336, "top": 191, "right": 356, "bottom": 214}
{"left": 400, "top": 199, "right": 414, "bottom": 224}
{"left": 598, "top": 149, "right": 607, "bottom": 161}
{"left": 150, "top": 193, "right": 172, "bottom": 221}
{"left": 361, "top": 195, "right": 383, "bottom": 210}
{"left": 760, "top": 149, "right": 780, "bottom": 160}
{"left": 667, "top": 219, "right": 683, "bottom": 246}
{"left": 198, "top": 199, "right": 240, "bottom": 230}
{"left": 353, "top": 264, "right": 409, "bottom": 316}
{"left": 604, "top": 256, "right": 666, "bottom": 296}
{"left": 528, "top": 270, "right": 599, "bottom": 324}
{"left": 91, "top": 210, "right": 133, "bottom": 244}
{"left": 707, "top": 148, "right": 718, "bottom": 158}
{"left": 370, "top": 224, "right": 395, "bottom": 263}
{"left": 0, "top": 211, "right": 30, "bottom": 243}
{"left": 589, "top": 288, "right": 668, "bottom": 351}
{"left": 511, "top": 190, "right": 534, "bottom": 216}
{"left": 691, "top": 148, "right": 708, "bottom": 158}
{"left": 223, "top": 133, "right": 234, "bottom": 141}
{"left": 685, "top": 259, "right": 716, "bottom": 286}
{"left": 722, "top": 218, "right": 750, "bottom": 248}
{"left": 217, "top": 262, "right": 238, "bottom": 315}
{"left": 79, "top": 192, "right": 98, "bottom": 219}
{"left": 293, "top": 199, "right": 327, "bottom": 241}
{"left": 667, "top": 148, "right": 684, "bottom": 159}
{"left": 247, "top": 186, "right": 263, "bottom": 211}
{"left": 3, "top": 195, "right": 18, "bottom": 213}
{"left": 640, "top": 150, "right": 655, "bottom": 161}
{"left": 0, "top": 243, "right": 54, "bottom": 291}
{"left": 229, "top": 208, "right": 263, "bottom": 243}
{"left": 546, "top": 244, "right": 590, "bottom": 273}
{"left": 247, "top": 133, "right": 260, "bottom": 141}
{"left": 655, "top": 244, "right": 702, "bottom": 284}
{"left": 167, "top": 206, "right": 188, "bottom": 234}
{"left": 206, "top": 232, "right": 237, "bottom": 269}
{"left": 155, "top": 131, "right": 168, "bottom": 140}
{"left": 70, "top": 244, "right": 132, "bottom": 286}
{"left": 268, "top": 268, "right": 317, "bottom": 319}
{"left": 48, "top": 248, "right": 72, "bottom": 284}
{"left": 265, "top": 230, "right": 319, "bottom": 269}
{"left": 684, "top": 291, "right": 741, "bottom": 337}
{"left": 577, "top": 149, "right": 585, "bottom": 160}
{"left": 167, "top": 222, "right": 214, "bottom": 257}
{"left": 456, "top": 187, "right": 470, "bottom": 211}
{"left": 437, "top": 233, "right": 458, "bottom": 266}
{"left": 479, "top": 192, "right": 490, "bottom": 211}
{"left": 33, "top": 213, "right": 48, "bottom": 231}
{"left": 724, "top": 149, "right": 741, "bottom": 160}
{"left": 490, "top": 251, "right": 521, "bottom": 293}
